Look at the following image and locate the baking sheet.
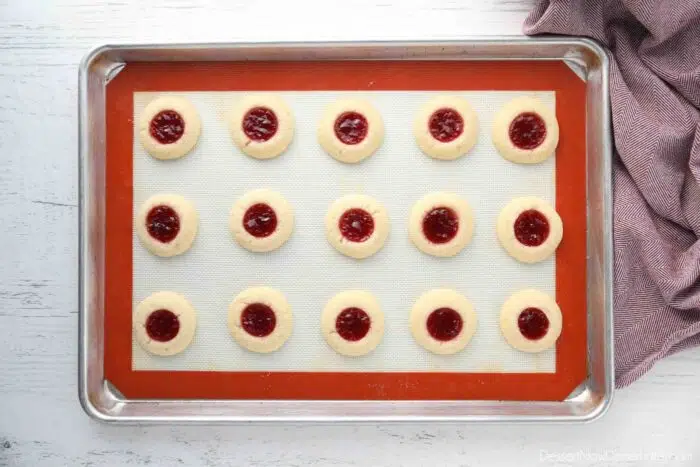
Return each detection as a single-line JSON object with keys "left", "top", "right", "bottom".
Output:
{"left": 131, "top": 90, "right": 556, "bottom": 373}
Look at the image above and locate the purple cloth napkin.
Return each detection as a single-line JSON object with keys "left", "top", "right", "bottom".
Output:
{"left": 524, "top": 1, "right": 700, "bottom": 387}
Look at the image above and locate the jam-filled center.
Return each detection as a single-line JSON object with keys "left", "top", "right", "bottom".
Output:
{"left": 334, "top": 111, "right": 368, "bottom": 145}
{"left": 513, "top": 209, "right": 550, "bottom": 247}
{"left": 428, "top": 108, "right": 464, "bottom": 143}
{"left": 241, "top": 303, "right": 276, "bottom": 337}
{"left": 508, "top": 112, "right": 547, "bottom": 150}
{"left": 149, "top": 110, "right": 185, "bottom": 145}
{"left": 242, "top": 106, "right": 278, "bottom": 142}
{"left": 339, "top": 208, "right": 375, "bottom": 243}
{"left": 146, "top": 205, "right": 180, "bottom": 243}
{"left": 426, "top": 307, "right": 463, "bottom": 341}
{"left": 422, "top": 206, "right": 459, "bottom": 244}
{"left": 335, "top": 307, "right": 371, "bottom": 342}
{"left": 145, "top": 309, "right": 180, "bottom": 342}
{"left": 243, "top": 203, "right": 278, "bottom": 238}
{"left": 518, "top": 307, "right": 550, "bottom": 340}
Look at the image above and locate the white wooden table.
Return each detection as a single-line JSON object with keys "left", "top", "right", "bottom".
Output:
{"left": 1, "top": 1, "right": 699, "bottom": 466}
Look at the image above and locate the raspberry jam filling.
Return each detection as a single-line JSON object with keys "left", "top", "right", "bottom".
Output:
{"left": 145, "top": 309, "right": 180, "bottom": 342}
{"left": 242, "top": 107, "right": 278, "bottom": 142}
{"left": 422, "top": 207, "right": 459, "bottom": 244}
{"left": 508, "top": 112, "right": 546, "bottom": 150}
{"left": 243, "top": 203, "right": 277, "bottom": 238}
{"left": 518, "top": 307, "right": 549, "bottom": 340}
{"left": 335, "top": 307, "right": 371, "bottom": 341}
{"left": 427, "top": 307, "right": 463, "bottom": 341}
{"left": 241, "top": 303, "right": 276, "bottom": 337}
{"left": 513, "top": 209, "right": 550, "bottom": 247}
{"left": 334, "top": 111, "right": 368, "bottom": 145}
{"left": 429, "top": 108, "right": 464, "bottom": 143}
{"left": 149, "top": 110, "right": 185, "bottom": 144}
{"left": 146, "top": 205, "right": 180, "bottom": 243}
{"left": 339, "top": 208, "right": 375, "bottom": 242}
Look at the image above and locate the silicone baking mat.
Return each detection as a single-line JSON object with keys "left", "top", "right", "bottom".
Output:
{"left": 104, "top": 61, "right": 587, "bottom": 400}
{"left": 132, "top": 90, "right": 556, "bottom": 372}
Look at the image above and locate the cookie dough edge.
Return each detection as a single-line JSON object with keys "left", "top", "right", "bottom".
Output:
{"left": 135, "top": 193, "right": 199, "bottom": 258}
{"left": 230, "top": 94, "right": 295, "bottom": 160}
{"left": 321, "top": 290, "right": 385, "bottom": 357}
{"left": 499, "top": 289, "right": 563, "bottom": 353}
{"left": 414, "top": 96, "right": 480, "bottom": 161}
{"left": 230, "top": 189, "right": 295, "bottom": 253}
{"left": 491, "top": 96, "right": 559, "bottom": 164}
{"left": 409, "top": 289, "right": 477, "bottom": 355}
{"left": 133, "top": 291, "right": 197, "bottom": 356}
{"left": 325, "top": 194, "right": 390, "bottom": 259}
{"left": 408, "top": 192, "right": 474, "bottom": 257}
{"left": 228, "top": 286, "right": 293, "bottom": 353}
{"left": 138, "top": 95, "right": 202, "bottom": 160}
{"left": 318, "top": 99, "right": 385, "bottom": 164}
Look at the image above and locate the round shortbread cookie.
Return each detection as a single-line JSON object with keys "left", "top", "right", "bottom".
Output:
{"left": 135, "top": 194, "right": 198, "bottom": 257}
{"left": 228, "top": 287, "right": 293, "bottom": 354}
{"left": 229, "top": 94, "right": 295, "bottom": 160}
{"left": 138, "top": 95, "right": 201, "bottom": 160}
{"left": 133, "top": 291, "right": 197, "bottom": 356}
{"left": 491, "top": 96, "right": 559, "bottom": 164}
{"left": 321, "top": 290, "right": 385, "bottom": 357}
{"left": 496, "top": 196, "right": 563, "bottom": 264}
{"left": 325, "top": 194, "right": 390, "bottom": 259}
{"left": 409, "top": 289, "right": 477, "bottom": 355}
{"left": 230, "top": 189, "right": 294, "bottom": 253}
{"left": 408, "top": 192, "right": 474, "bottom": 257}
{"left": 500, "top": 289, "right": 562, "bottom": 353}
{"left": 414, "top": 95, "right": 479, "bottom": 160}
{"left": 318, "top": 99, "right": 384, "bottom": 164}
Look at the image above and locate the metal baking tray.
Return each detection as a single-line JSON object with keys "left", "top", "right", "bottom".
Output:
{"left": 78, "top": 38, "right": 613, "bottom": 422}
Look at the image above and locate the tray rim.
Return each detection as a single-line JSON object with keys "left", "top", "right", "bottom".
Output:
{"left": 78, "top": 37, "right": 614, "bottom": 423}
